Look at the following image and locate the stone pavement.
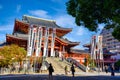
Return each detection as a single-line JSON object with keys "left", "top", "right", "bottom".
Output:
{"left": 0, "top": 72, "right": 120, "bottom": 80}
{"left": 0, "top": 74, "right": 120, "bottom": 80}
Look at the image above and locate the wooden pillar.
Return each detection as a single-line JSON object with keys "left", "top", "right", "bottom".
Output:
{"left": 60, "top": 45, "right": 62, "bottom": 52}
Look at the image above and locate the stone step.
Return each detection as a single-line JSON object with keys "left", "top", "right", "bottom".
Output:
{"left": 46, "top": 57, "right": 83, "bottom": 74}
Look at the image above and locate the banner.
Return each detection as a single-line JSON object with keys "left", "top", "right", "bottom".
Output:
{"left": 50, "top": 28, "right": 56, "bottom": 57}
{"left": 27, "top": 27, "right": 33, "bottom": 56}
{"left": 97, "top": 35, "right": 103, "bottom": 60}
{"left": 43, "top": 28, "right": 49, "bottom": 57}
{"left": 32, "top": 27, "right": 37, "bottom": 56}
{"left": 35, "top": 27, "right": 43, "bottom": 57}
{"left": 90, "top": 35, "right": 97, "bottom": 59}
{"left": 27, "top": 26, "right": 37, "bottom": 56}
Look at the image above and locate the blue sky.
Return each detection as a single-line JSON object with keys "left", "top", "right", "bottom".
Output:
{"left": 0, "top": 0, "right": 104, "bottom": 49}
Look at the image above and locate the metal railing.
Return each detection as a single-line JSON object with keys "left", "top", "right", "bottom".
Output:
{"left": 66, "top": 57, "right": 87, "bottom": 72}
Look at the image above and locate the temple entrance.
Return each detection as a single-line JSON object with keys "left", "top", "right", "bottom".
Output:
{"left": 48, "top": 50, "right": 51, "bottom": 57}
{"left": 55, "top": 50, "right": 59, "bottom": 57}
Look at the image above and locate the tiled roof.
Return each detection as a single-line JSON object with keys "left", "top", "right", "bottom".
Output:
{"left": 70, "top": 49, "right": 89, "bottom": 54}
{"left": 62, "top": 37, "right": 80, "bottom": 45}
{"left": 22, "top": 15, "right": 61, "bottom": 28}
{"left": 56, "top": 36, "right": 80, "bottom": 45}
{"left": 83, "top": 43, "right": 90, "bottom": 47}
{"left": 7, "top": 32, "right": 79, "bottom": 46}
{"left": 7, "top": 33, "right": 28, "bottom": 40}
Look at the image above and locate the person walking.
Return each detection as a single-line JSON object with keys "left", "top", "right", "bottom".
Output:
{"left": 64, "top": 65, "right": 68, "bottom": 75}
{"left": 105, "top": 65, "right": 108, "bottom": 73}
{"left": 111, "top": 64, "right": 115, "bottom": 76}
{"left": 71, "top": 64, "right": 75, "bottom": 77}
{"left": 48, "top": 63, "right": 54, "bottom": 80}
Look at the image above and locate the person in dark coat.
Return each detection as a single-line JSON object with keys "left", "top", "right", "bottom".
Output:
{"left": 111, "top": 65, "right": 115, "bottom": 76}
{"left": 48, "top": 63, "right": 54, "bottom": 80}
{"left": 71, "top": 64, "right": 75, "bottom": 77}
{"left": 105, "top": 65, "right": 108, "bottom": 73}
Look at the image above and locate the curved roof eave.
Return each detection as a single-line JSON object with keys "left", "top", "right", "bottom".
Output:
{"left": 6, "top": 34, "right": 27, "bottom": 40}
{"left": 15, "top": 19, "right": 72, "bottom": 32}
{"left": 55, "top": 36, "right": 80, "bottom": 46}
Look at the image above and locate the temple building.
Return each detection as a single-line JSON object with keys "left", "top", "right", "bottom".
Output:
{"left": 6, "top": 15, "right": 89, "bottom": 64}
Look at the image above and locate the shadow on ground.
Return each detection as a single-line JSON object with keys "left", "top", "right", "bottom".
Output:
{"left": 0, "top": 74, "right": 120, "bottom": 80}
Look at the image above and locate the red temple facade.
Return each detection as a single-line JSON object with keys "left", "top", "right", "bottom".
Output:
{"left": 6, "top": 15, "right": 89, "bottom": 65}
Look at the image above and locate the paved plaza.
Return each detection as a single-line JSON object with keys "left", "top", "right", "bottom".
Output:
{"left": 0, "top": 72, "right": 120, "bottom": 80}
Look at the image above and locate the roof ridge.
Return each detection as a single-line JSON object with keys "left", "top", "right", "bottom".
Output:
{"left": 23, "top": 15, "right": 56, "bottom": 22}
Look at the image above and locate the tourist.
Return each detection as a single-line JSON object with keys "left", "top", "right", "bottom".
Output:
{"left": 104, "top": 65, "right": 108, "bottom": 73}
{"left": 71, "top": 64, "right": 75, "bottom": 77}
{"left": 64, "top": 65, "right": 68, "bottom": 75}
{"left": 110, "top": 64, "right": 115, "bottom": 76}
{"left": 48, "top": 63, "right": 54, "bottom": 80}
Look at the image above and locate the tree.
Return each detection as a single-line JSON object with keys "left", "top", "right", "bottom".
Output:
{"left": 0, "top": 44, "right": 27, "bottom": 67}
{"left": 84, "top": 58, "right": 87, "bottom": 66}
{"left": 115, "top": 60, "right": 120, "bottom": 67}
{"left": 114, "top": 60, "right": 120, "bottom": 70}
{"left": 66, "top": 0, "right": 120, "bottom": 41}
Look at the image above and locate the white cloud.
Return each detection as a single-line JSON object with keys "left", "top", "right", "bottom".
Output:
{"left": 0, "top": 34, "right": 6, "bottom": 42}
{"left": 0, "top": 5, "right": 3, "bottom": 9}
{"left": 0, "top": 24, "right": 13, "bottom": 41}
{"left": 29, "top": 10, "right": 51, "bottom": 19}
{"left": 76, "top": 27, "right": 86, "bottom": 36}
{"left": 0, "top": 24, "right": 13, "bottom": 31}
{"left": 55, "top": 15, "right": 89, "bottom": 36}
{"left": 55, "top": 15, "right": 75, "bottom": 28}
{"left": 16, "top": 5, "right": 21, "bottom": 13}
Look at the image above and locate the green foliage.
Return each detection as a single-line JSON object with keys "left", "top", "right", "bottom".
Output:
{"left": 87, "top": 56, "right": 96, "bottom": 68}
{"left": 37, "top": 57, "right": 43, "bottom": 63}
{"left": 0, "top": 44, "right": 27, "bottom": 67}
{"left": 84, "top": 58, "right": 87, "bottom": 66}
{"left": 115, "top": 60, "right": 120, "bottom": 67}
{"left": 112, "top": 26, "right": 120, "bottom": 41}
{"left": 66, "top": 0, "right": 120, "bottom": 40}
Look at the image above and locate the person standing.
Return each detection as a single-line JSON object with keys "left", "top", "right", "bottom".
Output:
{"left": 71, "top": 64, "right": 75, "bottom": 77}
{"left": 48, "top": 63, "right": 54, "bottom": 80}
{"left": 111, "top": 64, "right": 115, "bottom": 76}
{"left": 65, "top": 65, "right": 68, "bottom": 75}
{"left": 105, "top": 65, "right": 108, "bottom": 73}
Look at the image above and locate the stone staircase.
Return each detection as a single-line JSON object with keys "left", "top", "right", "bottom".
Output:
{"left": 66, "top": 57, "right": 87, "bottom": 72}
{"left": 53, "top": 58, "right": 83, "bottom": 73}
{"left": 46, "top": 57, "right": 64, "bottom": 74}
{"left": 46, "top": 57, "right": 83, "bottom": 75}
